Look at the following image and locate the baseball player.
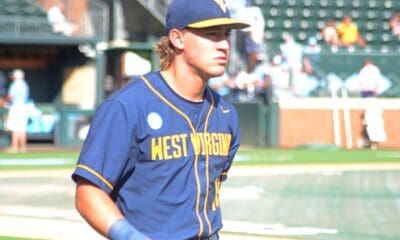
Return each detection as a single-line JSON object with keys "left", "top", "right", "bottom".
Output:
{"left": 72, "top": 0, "right": 249, "bottom": 239}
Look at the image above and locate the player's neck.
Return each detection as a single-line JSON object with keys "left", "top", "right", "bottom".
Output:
{"left": 161, "top": 68, "right": 206, "bottom": 103}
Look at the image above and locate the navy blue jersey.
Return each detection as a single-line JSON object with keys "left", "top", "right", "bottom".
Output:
{"left": 72, "top": 71, "right": 240, "bottom": 239}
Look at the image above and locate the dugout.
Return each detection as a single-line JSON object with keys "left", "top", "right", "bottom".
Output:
{"left": 0, "top": 0, "right": 109, "bottom": 147}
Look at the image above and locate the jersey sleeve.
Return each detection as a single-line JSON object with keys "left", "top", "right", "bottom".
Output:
{"left": 72, "top": 98, "right": 138, "bottom": 194}
{"left": 221, "top": 105, "right": 240, "bottom": 182}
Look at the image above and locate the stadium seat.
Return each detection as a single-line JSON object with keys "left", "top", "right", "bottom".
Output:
{"left": 270, "top": 0, "right": 284, "bottom": 6}
{"left": 317, "top": 9, "right": 328, "bottom": 19}
{"left": 350, "top": 10, "right": 361, "bottom": 19}
{"left": 302, "top": 0, "right": 315, "bottom": 7}
{"left": 383, "top": 0, "right": 393, "bottom": 9}
{"left": 367, "top": 0, "right": 380, "bottom": 8}
{"left": 283, "top": 19, "right": 294, "bottom": 29}
{"left": 284, "top": 8, "right": 293, "bottom": 18}
{"left": 301, "top": 8, "right": 313, "bottom": 18}
{"left": 364, "top": 33, "right": 375, "bottom": 42}
{"left": 382, "top": 22, "right": 390, "bottom": 31}
{"left": 382, "top": 10, "right": 393, "bottom": 20}
{"left": 253, "top": 0, "right": 267, "bottom": 5}
{"left": 5, "top": 5, "right": 19, "bottom": 15}
{"left": 334, "top": 10, "right": 346, "bottom": 19}
{"left": 287, "top": 0, "right": 299, "bottom": 7}
{"left": 296, "top": 31, "right": 307, "bottom": 41}
{"left": 366, "top": 10, "right": 379, "bottom": 19}
{"left": 267, "top": 7, "right": 282, "bottom": 18}
{"left": 265, "top": 19, "right": 276, "bottom": 29}
{"left": 335, "top": 0, "right": 350, "bottom": 8}
{"left": 254, "top": 0, "right": 400, "bottom": 50}
{"left": 351, "top": 0, "right": 364, "bottom": 8}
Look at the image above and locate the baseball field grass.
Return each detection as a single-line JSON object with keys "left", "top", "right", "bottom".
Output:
{"left": 1, "top": 147, "right": 399, "bottom": 169}
{"left": 0, "top": 237, "right": 41, "bottom": 240}
{"left": 234, "top": 148, "right": 400, "bottom": 165}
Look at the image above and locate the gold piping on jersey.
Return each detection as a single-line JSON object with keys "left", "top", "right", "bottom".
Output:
{"left": 203, "top": 92, "right": 215, "bottom": 235}
{"left": 76, "top": 164, "right": 114, "bottom": 190}
{"left": 141, "top": 75, "right": 210, "bottom": 238}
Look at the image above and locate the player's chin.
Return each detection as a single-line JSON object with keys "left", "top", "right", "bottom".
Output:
{"left": 208, "top": 65, "right": 226, "bottom": 77}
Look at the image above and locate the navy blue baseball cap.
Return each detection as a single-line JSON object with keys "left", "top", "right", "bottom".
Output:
{"left": 165, "top": 0, "right": 250, "bottom": 34}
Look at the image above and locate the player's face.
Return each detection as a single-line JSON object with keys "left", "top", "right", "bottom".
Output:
{"left": 182, "top": 26, "right": 231, "bottom": 78}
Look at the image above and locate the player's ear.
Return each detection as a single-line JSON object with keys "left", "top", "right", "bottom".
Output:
{"left": 168, "top": 29, "right": 185, "bottom": 50}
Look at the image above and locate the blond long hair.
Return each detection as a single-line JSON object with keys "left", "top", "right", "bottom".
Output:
{"left": 154, "top": 36, "right": 177, "bottom": 70}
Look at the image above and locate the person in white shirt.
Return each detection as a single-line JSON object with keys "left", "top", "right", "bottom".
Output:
{"left": 5, "top": 69, "right": 30, "bottom": 152}
{"left": 357, "top": 59, "right": 381, "bottom": 97}
{"left": 47, "top": 2, "right": 77, "bottom": 36}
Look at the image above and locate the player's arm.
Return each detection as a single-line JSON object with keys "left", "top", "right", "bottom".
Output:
{"left": 75, "top": 178, "right": 122, "bottom": 237}
{"left": 75, "top": 178, "right": 149, "bottom": 240}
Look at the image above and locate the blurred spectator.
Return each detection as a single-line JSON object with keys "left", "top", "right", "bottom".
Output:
{"left": 208, "top": 72, "right": 236, "bottom": 101}
{"left": 280, "top": 33, "right": 304, "bottom": 87}
{"left": 336, "top": 15, "right": 366, "bottom": 48}
{"left": 293, "top": 56, "right": 320, "bottom": 97}
{"left": 356, "top": 59, "right": 381, "bottom": 97}
{"left": 250, "top": 59, "right": 271, "bottom": 104}
{"left": 5, "top": 69, "right": 30, "bottom": 153}
{"left": 304, "top": 37, "right": 321, "bottom": 54}
{"left": 321, "top": 19, "right": 340, "bottom": 47}
{"left": 47, "top": 2, "right": 77, "bottom": 36}
{"left": 303, "top": 37, "right": 321, "bottom": 68}
{"left": 301, "top": 57, "right": 314, "bottom": 75}
{"left": 235, "top": 5, "right": 265, "bottom": 73}
{"left": 361, "top": 102, "right": 387, "bottom": 150}
{"left": 234, "top": 70, "right": 256, "bottom": 101}
{"left": 268, "top": 55, "right": 293, "bottom": 100}
{"left": 389, "top": 13, "right": 400, "bottom": 39}
{"left": 226, "top": 0, "right": 251, "bottom": 17}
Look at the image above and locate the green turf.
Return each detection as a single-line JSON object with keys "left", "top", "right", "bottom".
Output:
{"left": 0, "top": 151, "right": 79, "bottom": 159}
{"left": 0, "top": 237, "right": 43, "bottom": 240}
{"left": 1, "top": 148, "right": 399, "bottom": 170}
{"left": 0, "top": 151, "right": 79, "bottom": 170}
{"left": 234, "top": 148, "right": 400, "bottom": 165}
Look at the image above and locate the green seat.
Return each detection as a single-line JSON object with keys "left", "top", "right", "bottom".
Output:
{"left": 252, "top": 0, "right": 400, "bottom": 53}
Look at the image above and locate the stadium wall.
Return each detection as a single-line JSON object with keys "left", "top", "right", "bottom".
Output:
{"left": 278, "top": 98, "right": 400, "bottom": 149}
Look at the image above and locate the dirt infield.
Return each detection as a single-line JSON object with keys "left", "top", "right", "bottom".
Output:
{"left": 0, "top": 168, "right": 298, "bottom": 240}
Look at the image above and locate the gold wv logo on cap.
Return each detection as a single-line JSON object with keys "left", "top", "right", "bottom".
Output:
{"left": 214, "top": 0, "right": 227, "bottom": 13}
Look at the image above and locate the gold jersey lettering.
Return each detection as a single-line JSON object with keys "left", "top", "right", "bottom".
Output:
{"left": 151, "top": 137, "right": 163, "bottom": 160}
{"left": 211, "top": 133, "right": 220, "bottom": 155}
{"left": 205, "top": 133, "right": 213, "bottom": 155}
{"left": 198, "top": 133, "right": 206, "bottom": 155}
{"left": 162, "top": 136, "right": 172, "bottom": 160}
{"left": 190, "top": 133, "right": 202, "bottom": 155}
{"left": 151, "top": 134, "right": 189, "bottom": 160}
{"left": 212, "top": 177, "right": 221, "bottom": 211}
{"left": 170, "top": 134, "right": 189, "bottom": 158}
{"left": 152, "top": 133, "right": 232, "bottom": 160}
{"left": 220, "top": 133, "right": 231, "bottom": 156}
{"left": 190, "top": 132, "right": 232, "bottom": 156}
